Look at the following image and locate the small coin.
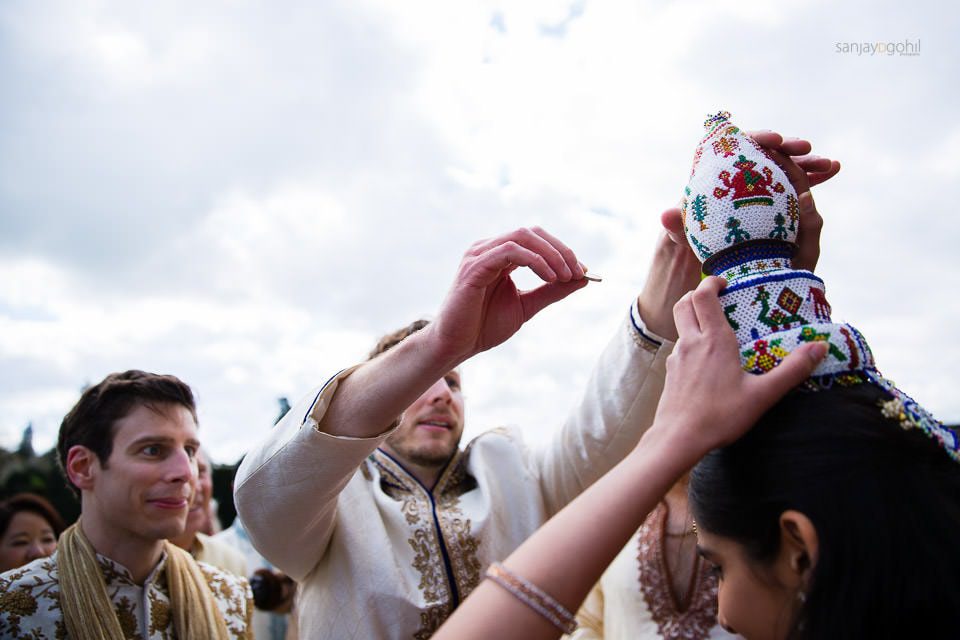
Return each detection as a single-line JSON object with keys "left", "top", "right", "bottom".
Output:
{"left": 583, "top": 272, "right": 603, "bottom": 282}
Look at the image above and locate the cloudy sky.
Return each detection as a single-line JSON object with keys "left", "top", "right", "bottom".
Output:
{"left": 1, "top": 0, "right": 957, "bottom": 463}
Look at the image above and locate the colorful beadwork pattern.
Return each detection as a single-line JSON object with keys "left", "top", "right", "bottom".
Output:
{"left": 703, "top": 240, "right": 793, "bottom": 279}
{"left": 685, "top": 113, "right": 797, "bottom": 262}
{"left": 681, "top": 111, "right": 954, "bottom": 464}
{"left": 719, "top": 269, "right": 829, "bottom": 345}
{"left": 868, "top": 371, "right": 960, "bottom": 464}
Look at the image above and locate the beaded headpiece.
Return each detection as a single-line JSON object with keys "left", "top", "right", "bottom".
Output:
{"left": 682, "top": 111, "right": 958, "bottom": 463}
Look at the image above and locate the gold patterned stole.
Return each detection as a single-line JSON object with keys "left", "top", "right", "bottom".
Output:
{"left": 57, "top": 522, "right": 229, "bottom": 640}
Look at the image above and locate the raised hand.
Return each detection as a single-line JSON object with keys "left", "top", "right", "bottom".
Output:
{"left": 660, "top": 130, "right": 840, "bottom": 280}
{"left": 747, "top": 130, "right": 841, "bottom": 271}
{"left": 636, "top": 224, "right": 703, "bottom": 342}
{"left": 433, "top": 279, "right": 829, "bottom": 640}
{"left": 747, "top": 130, "right": 842, "bottom": 191}
{"left": 428, "top": 227, "right": 589, "bottom": 364}
{"left": 317, "top": 228, "right": 589, "bottom": 440}
{"left": 653, "top": 277, "right": 828, "bottom": 454}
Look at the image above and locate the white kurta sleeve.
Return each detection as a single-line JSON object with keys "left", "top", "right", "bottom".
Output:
{"left": 232, "top": 365, "right": 397, "bottom": 582}
{"left": 534, "top": 299, "right": 673, "bottom": 517}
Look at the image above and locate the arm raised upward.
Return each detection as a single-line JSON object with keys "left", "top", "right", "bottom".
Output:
{"left": 316, "top": 226, "right": 590, "bottom": 439}
{"left": 434, "top": 277, "right": 829, "bottom": 640}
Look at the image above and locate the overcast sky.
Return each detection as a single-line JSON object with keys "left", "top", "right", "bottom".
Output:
{"left": 2, "top": 0, "right": 957, "bottom": 463}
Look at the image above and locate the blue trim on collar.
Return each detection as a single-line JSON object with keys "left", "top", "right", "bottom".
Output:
{"left": 372, "top": 447, "right": 463, "bottom": 606}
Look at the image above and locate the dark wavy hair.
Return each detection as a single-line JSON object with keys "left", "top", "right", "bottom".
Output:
{"left": 689, "top": 383, "right": 960, "bottom": 639}
{"left": 0, "top": 493, "right": 65, "bottom": 539}
{"left": 57, "top": 370, "right": 197, "bottom": 497}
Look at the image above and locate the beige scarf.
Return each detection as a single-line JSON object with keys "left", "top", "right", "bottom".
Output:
{"left": 57, "top": 522, "right": 230, "bottom": 640}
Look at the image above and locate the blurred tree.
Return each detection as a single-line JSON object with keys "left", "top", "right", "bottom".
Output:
{"left": 0, "top": 446, "right": 79, "bottom": 525}
{"left": 17, "top": 424, "right": 35, "bottom": 458}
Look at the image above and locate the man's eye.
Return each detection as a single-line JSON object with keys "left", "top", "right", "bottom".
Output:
{"left": 142, "top": 445, "right": 161, "bottom": 456}
{"left": 445, "top": 376, "right": 460, "bottom": 389}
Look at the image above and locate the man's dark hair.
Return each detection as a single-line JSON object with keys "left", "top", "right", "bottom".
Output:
{"left": 689, "top": 383, "right": 960, "bottom": 638}
{"left": 57, "top": 370, "right": 197, "bottom": 496}
{"left": 368, "top": 319, "right": 430, "bottom": 360}
{"left": 0, "top": 493, "right": 66, "bottom": 539}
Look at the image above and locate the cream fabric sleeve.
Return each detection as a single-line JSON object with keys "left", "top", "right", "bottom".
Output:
{"left": 566, "top": 579, "right": 605, "bottom": 639}
{"left": 232, "top": 365, "right": 398, "bottom": 581}
{"left": 534, "top": 299, "right": 673, "bottom": 518}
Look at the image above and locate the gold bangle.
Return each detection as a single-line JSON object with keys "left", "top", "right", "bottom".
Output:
{"left": 485, "top": 562, "right": 577, "bottom": 634}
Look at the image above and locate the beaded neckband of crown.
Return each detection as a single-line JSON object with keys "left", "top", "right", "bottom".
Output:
{"left": 868, "top": 371, "right": 960, "bottom": 464}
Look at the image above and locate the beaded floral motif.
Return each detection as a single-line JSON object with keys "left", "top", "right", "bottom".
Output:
{"left": 869, "top": 372, "right": 960, "bottom": 464}
{"left": 713, "top": 155, "right": 786, "bottom": 210}
{"left": 742, "top": 338, "right": 789, "bottom": 374}
{"left": 712, "top": 135, "right": 739, "bottom": 158}
{"left": 686, "top": 112, "right": 795, "bottom": 259}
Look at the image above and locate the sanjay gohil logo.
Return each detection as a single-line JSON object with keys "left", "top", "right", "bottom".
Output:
{"left": 835, "top": 39, "right": 920, "bottom": 56}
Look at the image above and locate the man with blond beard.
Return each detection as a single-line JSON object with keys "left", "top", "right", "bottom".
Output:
{"left": 236, "top": 224, "right": 686, "bottom": 640}
{"left": 235, "top": 132, "right": 835, "bottom": 640}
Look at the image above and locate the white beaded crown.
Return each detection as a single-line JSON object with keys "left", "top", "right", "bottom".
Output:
{"left": 682, "top": 111, "right": 957, "bottom": 463}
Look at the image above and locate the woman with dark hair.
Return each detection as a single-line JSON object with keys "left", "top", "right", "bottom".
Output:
{"left": 430, "top": 280, "right": 959, "bottom": 640}
{"left": 433, "top": 276, "right": 832, "bottom": 640}
{"left": 0, "top": 493, "right": 65, "bottom": 573}
{"left": 689, "top": 384, "right": 960, "bottom": 639}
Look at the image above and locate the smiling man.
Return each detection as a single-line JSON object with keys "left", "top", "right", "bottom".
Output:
{"left": 235, "top": 226, "right": 695, "bottom": 639}
{"left": 0, "top": 370, "right": 252, "bottom": 640}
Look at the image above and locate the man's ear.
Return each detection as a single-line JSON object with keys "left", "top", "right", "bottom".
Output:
{"left": 65, "top": 445, "right": 100, "bottom": 491}
{"left": 774, "top": 509, "right": 819, "bottom": 589}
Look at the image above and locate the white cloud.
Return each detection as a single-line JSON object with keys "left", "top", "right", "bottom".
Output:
{"left": 1, "top": 0, "right": 957, "bottom": 467}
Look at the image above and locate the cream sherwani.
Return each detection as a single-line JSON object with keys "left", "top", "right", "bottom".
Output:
{"left": 0, "top": 551, "right": 253, "bottom": 639}
{"left": 235, "top": 302, "right": 671, "bottom": 640}
{"left": 194, "top": 532, "right": 248, "bottom": 578}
